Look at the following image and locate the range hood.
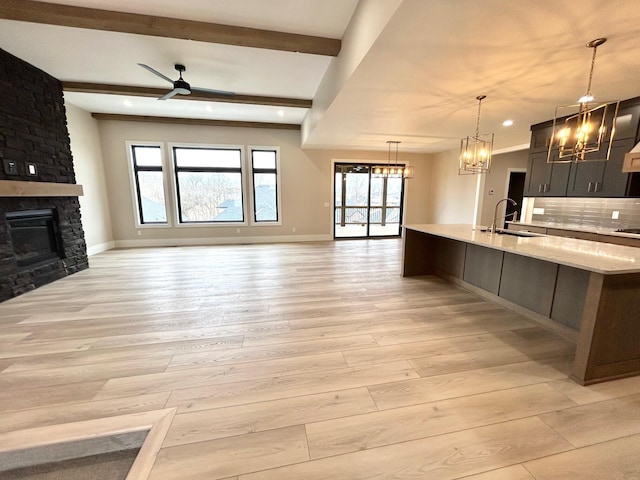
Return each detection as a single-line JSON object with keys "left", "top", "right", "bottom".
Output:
{"left": 623, "top": 141, "right": 640, "bottom": 172}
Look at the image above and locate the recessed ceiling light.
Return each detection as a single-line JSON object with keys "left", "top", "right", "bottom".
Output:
{"left": 277, "top": 110, "right": 285, "bottom": 117}
{"left": 123, "top": 100, "right": 133, "bottom": 107}
{"left": 502, "top": 119, "right": 514, "bottom": 127}
{"left": 206, "top": 105, "right": 213, "bottom": 112}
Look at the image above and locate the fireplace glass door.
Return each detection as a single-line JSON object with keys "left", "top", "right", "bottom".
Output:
{"left": 6, "top": 209, "right": 62, "bottom": 268}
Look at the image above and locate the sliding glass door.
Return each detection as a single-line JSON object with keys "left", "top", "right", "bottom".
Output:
{"left": 334, "top": 163, "right": 405, "bottom": 238}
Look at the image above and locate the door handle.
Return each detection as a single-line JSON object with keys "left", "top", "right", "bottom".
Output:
{"left": 595, "top": 182, "right": 601, "bottom": 192}
{"left": 588, "top": 182, "right": 593, "bottom": 192}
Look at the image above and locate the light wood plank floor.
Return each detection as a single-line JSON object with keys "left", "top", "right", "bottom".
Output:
{"left": 1, "top": 240, "right": 640, "bottom": 479}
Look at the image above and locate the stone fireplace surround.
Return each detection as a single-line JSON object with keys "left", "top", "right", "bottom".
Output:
{"left": 0, "top": 48, "right": 88, "bottom": 301}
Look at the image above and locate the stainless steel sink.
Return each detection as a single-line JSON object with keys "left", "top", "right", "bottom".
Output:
{"left": 496, "top": 230, "right": 541, "bottom": 237}
{"left": 479, "top": 228, "right": 541, "bottom": 237}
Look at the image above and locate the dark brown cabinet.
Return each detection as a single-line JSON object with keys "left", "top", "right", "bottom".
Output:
{"left": 462, "top": 244, "right": 503, "bottom": 294}
{"left": 525, "top": 150, "right": 570, "bottom": 197}
{"left": 433, "top": 237, "right": 466, "bottom": 278}
{"left": 529, "top": 125, "right": 553, "bottom": 153}
{"left": 498, "top": 253, "right": 558, "bottom": 317}
{"left": 613, "top": 101, "right": 640, "bottom": 140}
{"left": 566, "top": 138, "right": 635, "bottom": 197}
{"left": 525, "top": 96, "right": 640, "bottom": 198}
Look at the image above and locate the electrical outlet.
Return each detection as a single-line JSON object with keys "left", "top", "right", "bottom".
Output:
{"left": 612, "top": 210, "right": 620, "bottom": 219}
{"left": 27, "top": 163, "right": 37, "bottom": 176}
{"left": 236, "top": 228, "right": 240, "bottom": 234}
{"left": 292, "top": 227, "right": 296, "bottom": 232}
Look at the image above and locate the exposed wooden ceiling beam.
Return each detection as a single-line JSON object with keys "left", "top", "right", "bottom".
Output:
{"left": 63, "top": 82, "right": 312, "bottom": 109}
{"left": 0, "top": 0, "right": 341, "bottom": 56}
{"left": 91, "top": 113, "right": 301, "bottom": 130}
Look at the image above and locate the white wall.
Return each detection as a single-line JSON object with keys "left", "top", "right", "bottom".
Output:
{"left": 68, "top": 110, "right": 530, "bottom": 244}
{"left": 65, "top": 103, "right": 114, "bottom": 255}
{"left": 479, "top": 149, "right": 528, "bottom": 226}
{"left": 302, "top": 0, "right": 402, "bottom": 145}
{"left": 427, "top": 148, "right": 483, "bottom": 224}
{"left": 95, "top": 118, "right": 432, "bottom": 247}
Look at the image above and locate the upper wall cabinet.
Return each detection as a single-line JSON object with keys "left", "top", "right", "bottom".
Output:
{"left": 525, "top": 151, "right": 570, "bottom": 197}
{"left": 614, "top": 101, "right": 640, "bottom": 140}
{"left": 566, "top": 138, "right": 635, "bottom": 197}
{"left": 525, "top": 96, "right": 640, "bottom": 198}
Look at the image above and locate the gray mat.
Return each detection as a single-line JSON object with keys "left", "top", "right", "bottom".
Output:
{"left": 1, "top": 448, "right": 140, "bottom": 480}
{"left": 0, "top": 430, "right": 148, "bottom": 480}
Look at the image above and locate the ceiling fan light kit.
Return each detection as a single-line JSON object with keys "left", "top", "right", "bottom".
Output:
{"left": 547, "top": 38, "right": 620, "bottom": 164}
{"left": 138, "top": 63, "right": 235, "bottom": 101}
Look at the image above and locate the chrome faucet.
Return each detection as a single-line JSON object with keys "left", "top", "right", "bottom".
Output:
{"left": 490, "top": 198, "right": 517, "bottom": 233}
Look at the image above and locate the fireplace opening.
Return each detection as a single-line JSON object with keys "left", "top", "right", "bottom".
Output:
{"left": 6, "top": 209, "right": 64, "bottom": 268}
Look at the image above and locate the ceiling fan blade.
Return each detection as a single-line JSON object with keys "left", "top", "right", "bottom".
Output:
{"left": 138, "top": 63, "right": 174, "bottom": 84}
{"left": 158, "top": 89, "right": 181, "bottom": 101}
{"left": 191, "top": 86, "right": 235, "bottom": 97}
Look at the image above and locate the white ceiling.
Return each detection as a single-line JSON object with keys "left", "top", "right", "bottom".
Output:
{"left": 2, "top": 0, "right": 640, "bottom": 154}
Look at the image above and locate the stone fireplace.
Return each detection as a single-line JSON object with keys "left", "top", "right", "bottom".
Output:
{"left": 6, "top": 209, "right": 62, "bottom": 268}
{"left": 0, "top": 48, "right": 88, "bottom": 302}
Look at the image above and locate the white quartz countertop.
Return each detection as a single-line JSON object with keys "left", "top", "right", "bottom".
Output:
{"left": 404, "top": 224, "right": 640, "bottom": 275}
{"left": 506, "top": 221, "right": 640, "bottom": 240}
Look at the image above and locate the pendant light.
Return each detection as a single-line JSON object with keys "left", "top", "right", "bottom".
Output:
{"left": 547, "top": 38, "right": 620, "bottom": 163}
{"left": 459, "top": 95, "right": 493, "bottom": 175}
{"left": 372, "top": 141, "right": 413, "bottom": 179}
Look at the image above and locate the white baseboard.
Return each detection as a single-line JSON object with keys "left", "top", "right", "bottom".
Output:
{"left": 113, "top": 234, "right": 332, "bottom": 249}
{"left": 86, "top": 241, "right": 116, "bottom": 256}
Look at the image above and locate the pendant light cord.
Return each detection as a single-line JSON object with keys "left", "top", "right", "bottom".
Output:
{"left": 395, "top": 141, "right": 399, "bottom": 166}
{"left": 585, "top": 44, "right": 598, "bottom": 99}
{"left": 475, "top": 95, "right": 486, "bottom": 138}
{"left": 385, "top": 140, "right": 401, "bottom": 170}
{"left": 581, "top": 38, "right": 606, "bottom": 102}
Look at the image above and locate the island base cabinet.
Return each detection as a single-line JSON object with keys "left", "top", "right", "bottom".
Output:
{"left": 498, "top": 253, "right": 558, "bottom": 317}
{"left": 402, "top": 228, "right": 435, "bottom": 276}
{"left": 463, "top": 244, "right": 503, "bottom": 294}
{"left": 574, "top": 273, "right": 640, "bottom": 384}
{"left": 402, "top": 230, "right": 466, "bottom": 278}
{"left": 550, "top": 266, "right": 590, "bottom": 330}
{"left": 434, "top": 237, "right": 466, "bottom": 279}
{"left": 402, "top": 227, "right": 640, "bottom": 385}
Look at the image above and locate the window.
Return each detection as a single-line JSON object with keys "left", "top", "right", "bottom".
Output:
{"left": 250, "top": 149, "right": 279, "bottom": 223}
{"left": 173, "top": 146, "right": 245, "bottom": 223}
{"left": 130, "top": 145, "right": 168, "bottom": 224}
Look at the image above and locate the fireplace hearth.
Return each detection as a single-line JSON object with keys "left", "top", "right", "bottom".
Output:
{"left": 7, "top": 209, "right": 63, "bottom": 268}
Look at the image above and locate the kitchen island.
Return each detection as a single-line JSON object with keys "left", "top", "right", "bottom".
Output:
{"left": 402, "top": 224, "right": 640, "bottom": 385}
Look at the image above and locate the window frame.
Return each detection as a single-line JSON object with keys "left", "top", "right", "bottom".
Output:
{"left": 169, "top": 143, "right": 249, "bottom": 226}
{"left": 249, "top": 146, "right": 282, "bottom": 225}
{"left": 126, "top": 141, "right": 172, "bottom": 228}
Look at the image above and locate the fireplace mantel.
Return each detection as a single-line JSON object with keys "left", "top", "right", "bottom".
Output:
{"left": 0, "top": 180, "right": 84, "bottom": 197}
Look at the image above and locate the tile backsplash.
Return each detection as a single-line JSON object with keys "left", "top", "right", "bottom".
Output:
{"left": 523, "top": 197, "right": 640, "bottom": 230}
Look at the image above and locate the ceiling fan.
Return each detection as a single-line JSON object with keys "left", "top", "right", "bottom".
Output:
{"left": 138, "top": 63, "right": 235, "bottom": 100}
